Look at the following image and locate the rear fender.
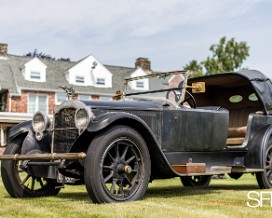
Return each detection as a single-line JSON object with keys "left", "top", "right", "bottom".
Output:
{"left": 245, "top": 125, "right": 272, "bottom": 168}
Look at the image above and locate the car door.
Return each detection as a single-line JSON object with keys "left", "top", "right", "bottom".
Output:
{"left": 161, "top": 108, "right": 228, "bottom": 152}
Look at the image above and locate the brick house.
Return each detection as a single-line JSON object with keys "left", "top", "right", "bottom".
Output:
{"left": 0, "top": 43, "right": 179, "bottom": 146}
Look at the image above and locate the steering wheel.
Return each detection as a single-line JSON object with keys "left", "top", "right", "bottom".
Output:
{"left": 180, "top": 90, "right": 197, "bottom": 108}
{"left": 166, "top": 90, "right": 196, "bottom": 108}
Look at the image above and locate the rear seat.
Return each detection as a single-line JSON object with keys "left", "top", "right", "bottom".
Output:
{"left": 227, "top": 108, "right": 263, "bottom": 145}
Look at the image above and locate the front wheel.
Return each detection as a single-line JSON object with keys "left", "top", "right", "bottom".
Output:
{"left": 1, "top": 140, "right": 61, "bottom": 198}
{"left": 256, "top": 143, "right": 272, "bottom": 189}
{"left": 180, "top": 175, "right": 212, "bottom": 187}
{"left": 84, "top": 125, "right": 151, "bottom": 203}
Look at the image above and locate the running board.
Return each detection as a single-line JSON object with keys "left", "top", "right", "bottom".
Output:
{"left": 231, "top": 167, "right": 264, "bottom": 173}
{"left": 0, "top": 152, "right": 86, "bottom": 161}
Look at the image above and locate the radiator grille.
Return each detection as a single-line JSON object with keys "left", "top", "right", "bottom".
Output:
{"left": 53, "top": 108, "right": 78, "bottom": 153}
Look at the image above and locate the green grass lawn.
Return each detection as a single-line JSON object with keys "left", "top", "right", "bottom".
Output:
{"left": 0, "top": 174, "right": 271, "bottom": 218}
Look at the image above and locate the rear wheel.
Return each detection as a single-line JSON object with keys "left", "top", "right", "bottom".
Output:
{"left": 256, "top": 143, "right": 272, "bottom": 189}
{"left": 84, "top": 125, "right": 151, "bottom": 203}
{"left": 1, "top": 141, "right": 60, "bottom": 198}
{"left": 181, "top": 175, "right": 212, "bottom": 187}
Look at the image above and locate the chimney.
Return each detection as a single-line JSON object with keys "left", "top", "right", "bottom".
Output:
{"left": 0, "top": 43, "right": 8, "bottom": 56}
{"left": 135, "top": 57, "right": 151, "bottom": 72}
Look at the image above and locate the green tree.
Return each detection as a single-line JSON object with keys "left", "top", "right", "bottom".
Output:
{"left": 184, "top": 60, "right": 203, "bottom": 77}
{"left": 184, "top": 37, "right": 250, "bottom": 76}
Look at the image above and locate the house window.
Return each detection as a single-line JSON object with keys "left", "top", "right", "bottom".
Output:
{"left": 75, "top": 76, "right": 85, "bottom": 84}
{"left": 28, "top": 94, "right": 48, "bottom": 114}
{"left": 30, "top": 71, "right": 41, "bottom": 80}
{"left": 96, "top": 78, "right": 105, "bottom": 85}
{"left": 78, "top": 95, "right": 90, "bottom": 100}
{"left": 136, "top": 81, "right": 144, "bottom": 88}
{"left": 55, "top": 92, "right": 67, "bottom": 105}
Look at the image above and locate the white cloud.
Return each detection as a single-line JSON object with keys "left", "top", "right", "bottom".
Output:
{"left": 0, "top": 0, "right": 265, "bottom": 38}
{"left": 1, "top": 0, "right": 271, "bottom": 76}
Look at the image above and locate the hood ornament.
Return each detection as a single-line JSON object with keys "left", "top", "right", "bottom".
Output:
{"left": 59, "top": 86, "right": 75, "bottom": 100}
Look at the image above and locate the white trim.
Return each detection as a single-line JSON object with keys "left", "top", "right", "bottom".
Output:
{"left": 0, "top": 127, "right": 7, "bottom": 146}
{"left": 0, "top": 112, "right": 33, "bottom": 123}
{"left": 0, "top": 112, "right": 52, "bottom": 123}
{"left": 20, "top": 87, "right": 116, "bottom": 97}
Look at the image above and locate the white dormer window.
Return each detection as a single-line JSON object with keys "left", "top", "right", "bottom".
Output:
{"left": 22, "top": 57, "right": 47, "bottom": 82}
{"left": 65, "top": 55, "right": 112, "bottom": 87}
{"left": 75, "top": 76, "right": 85, "bottom": 84}
{"left": 136, "top": 81, "right": 144, "bottom": 88}
{"left": 96, "top": 78, "right": 105, "bottom": 86}
{"left": 30, "top": 71, "right": 41, "bottom": 80}
{"left": 128, "top": 68, "right": 149, "bottom": 91}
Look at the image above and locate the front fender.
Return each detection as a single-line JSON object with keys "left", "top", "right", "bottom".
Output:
{"left": 82, "top": 112, "right": 177, "bottom": 179}
{"left": 87, "top": 112, "right": 153, "bottom": 133}
{"left": 9, "top": 120, "right": 32, "bottom": 139}
{"left": 8, "top": 120, "right": 51, "bottom": 155}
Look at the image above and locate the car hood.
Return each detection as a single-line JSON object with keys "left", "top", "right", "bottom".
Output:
{"left": 82, "top": 99, "right": 174, "bottom": 111}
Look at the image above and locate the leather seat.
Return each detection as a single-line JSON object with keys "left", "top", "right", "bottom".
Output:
{"left": 227, "top": 108, "right": 263, "bottom": 145}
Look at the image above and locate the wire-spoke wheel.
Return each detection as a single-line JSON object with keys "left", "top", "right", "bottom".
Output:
{"left": 84, "top": 125, "right": 151, "bottom": 203}
{"left": 256, "top": 143, "right": 272, "bottom": 189}
{"left": 1, "top": 141, "right": 60, "bottom": 198}
{"left": 180, "top": 175, "right": 212, "bottom": 187}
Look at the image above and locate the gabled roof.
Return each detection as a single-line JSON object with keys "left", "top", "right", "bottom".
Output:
{"left": 23, "top": 57, "right": 47, "bottom": 68}
{"left": 0, "top": 55, "right": 166, "bottom": 98}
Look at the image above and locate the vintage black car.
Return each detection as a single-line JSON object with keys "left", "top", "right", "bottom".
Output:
{"left": 0, "top": 70, "right": 272, "bottom": 203}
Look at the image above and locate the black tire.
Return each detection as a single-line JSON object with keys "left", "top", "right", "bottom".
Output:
{"left": 84, "top": 125, "right": 151, "bottom": 203}
{"left": 1, "top": 141, "right": 61, "bottom": 198}
{"left": 181, "top": 175, "right": 212, "bottom": 187}
{"left": 256, "top": 143, "right": 272, "bottom": 189}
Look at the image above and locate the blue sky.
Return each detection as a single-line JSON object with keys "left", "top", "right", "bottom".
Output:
{"left": 1, "top": 0, "right": 272, "bottom": 77}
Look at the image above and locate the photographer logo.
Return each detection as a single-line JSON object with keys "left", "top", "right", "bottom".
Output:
{"left": 247, "top": 191, "right": 272, "bottom": 208}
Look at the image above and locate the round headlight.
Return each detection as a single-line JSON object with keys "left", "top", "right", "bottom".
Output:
{"left": 32, "top": 111, "right": 50, "bottom": 133}
{"left": 75, "top": 108, "right": 92, "bottom": 133}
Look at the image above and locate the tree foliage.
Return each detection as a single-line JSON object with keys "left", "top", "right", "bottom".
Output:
{"left": 184, "top": 37, "right": 250, "bottom": 76}
{"left": 184, "top": 60, "right": 203, "bottom": 77}
{"left": 24, "top": 49, "right": 70, "bottom": 62}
